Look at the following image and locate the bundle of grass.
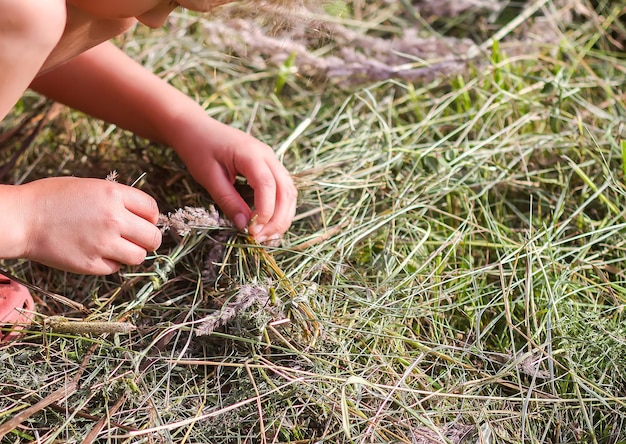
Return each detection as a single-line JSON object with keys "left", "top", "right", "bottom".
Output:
{"left": 2, "top": 0, "right": 626, "bottom": 442}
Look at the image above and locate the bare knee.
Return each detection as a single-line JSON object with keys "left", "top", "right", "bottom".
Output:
{"left": 0, "top": 0, "right": 66, "bottom": 56}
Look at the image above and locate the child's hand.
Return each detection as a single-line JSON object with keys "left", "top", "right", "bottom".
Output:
{"left": 29, "top": 43, "right": 295, "bottom": 243}
{"left": 29, "top": 43, "right": 297, "bottom": 243}
{"left": 17, "top": 177, "right": 162, "bottom": 275}
{"left": 171, "top": 118, "right": 297, "bottom": 243}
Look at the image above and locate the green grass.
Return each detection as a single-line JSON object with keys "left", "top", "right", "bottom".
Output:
{"left": 2, "top": 1, "right": 626, "bottom": 442}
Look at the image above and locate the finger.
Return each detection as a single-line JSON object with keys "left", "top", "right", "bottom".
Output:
{"left": 120, "top": 214, "right": 162, "bottom": 252}
{"left": 244, "top": 163, "right": 277, "bottom": 236}
{"left": 108, "top": 237, "right": 150, "bottom": 267}
{"left": 121, "top": 185, "right": 160, "bottom": 224}
{"left": 202, "top": 163, "right": 251, "bottom": 230}
{"left": 256, "top": 166, "right": 297, "bottom": 239}
{"left": 64, "top": 257, "right": 121, "bottom": 276}
{"left": 93, "top": 258, "right": 123, "bottom": 276}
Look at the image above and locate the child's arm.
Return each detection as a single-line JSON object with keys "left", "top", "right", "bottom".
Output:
{"left": 31, "top": 41, "right": 297, "bottom": 242}
{"left": 0, "top": 0, "right": 65, "bottom": 122}
{"left": 0, "top": 2, "right": 162, "bottom": 275}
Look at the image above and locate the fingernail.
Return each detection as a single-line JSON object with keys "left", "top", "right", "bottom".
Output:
{"left": 255, "top": 234, "right": 268, "bottom": 243}
{"left": 234, "top": 213, "right": 248, "bottom": 230}
{"left": 249, "top": 223, "right": 265, "bottom": 236}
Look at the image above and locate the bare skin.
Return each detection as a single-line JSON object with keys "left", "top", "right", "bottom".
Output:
{"left": 0, "top": 0, "right": 297, "bottom": 275}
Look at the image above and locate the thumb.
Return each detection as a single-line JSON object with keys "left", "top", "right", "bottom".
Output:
{"left": 201, "top": 166, "right": 251, "bottom": 231}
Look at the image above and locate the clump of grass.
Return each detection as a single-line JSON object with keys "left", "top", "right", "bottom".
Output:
{"left": 2, "top": 0, "right": 626, "bottom": 442}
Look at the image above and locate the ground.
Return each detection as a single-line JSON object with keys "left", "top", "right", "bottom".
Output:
{"left": 1, "top": 0, "right": 626, "bottom": 442}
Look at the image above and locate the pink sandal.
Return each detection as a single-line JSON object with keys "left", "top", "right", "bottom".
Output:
{"left": 0, "top": 277, "right": 35, "bottom": 341}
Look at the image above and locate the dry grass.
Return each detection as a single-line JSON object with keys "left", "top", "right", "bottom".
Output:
{"left": 2, "top": 0, "right": 626, "bottom": 442}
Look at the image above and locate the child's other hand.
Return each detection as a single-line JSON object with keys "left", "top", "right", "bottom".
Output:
{"left": 18, "top": 177, "right": 162, "bottom": 275}
{"left": 172, "top": 119, "right": 297, "bottom": 243}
